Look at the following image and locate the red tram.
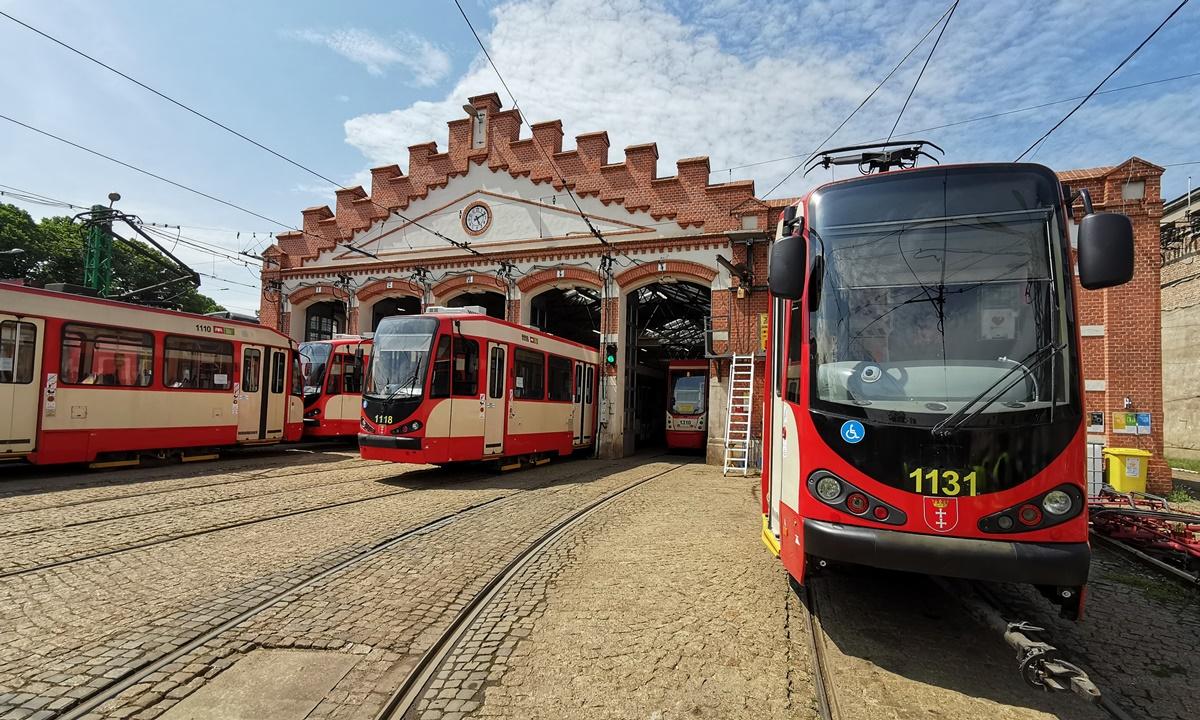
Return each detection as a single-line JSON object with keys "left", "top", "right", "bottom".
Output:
{"left": 299, "top": 335, "right": 371, "bottom": 439}
{"left": 358, "top": 308, "right": 599, "bottom": 466}
{"left": 665, "top": 359, "right": 708, "bottom": 451}
{"left": 761, "top": 157, "right": 1135, "bottom": 619}
{"left": 0, "top": 283, "right": 304, "bottom": 467}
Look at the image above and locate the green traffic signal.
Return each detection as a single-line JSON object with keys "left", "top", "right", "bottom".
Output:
{"left": 605, "top": 343, "right": 617, "bottom": 365}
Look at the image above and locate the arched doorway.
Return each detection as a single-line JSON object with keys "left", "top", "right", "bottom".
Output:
{"left": 370, "top": 296, "right": 421, "bottom": 332}
{"left": 446, "top": 291, "right": 505, "bottom": 319}
{"left": 528, "top": 286, "right": 601, "bottom": 347}
{"left": 623, "top": 280, "right": 711, "bottom": 449}
{"left": 305, "top": 301, "right": 346, "bottom": 341}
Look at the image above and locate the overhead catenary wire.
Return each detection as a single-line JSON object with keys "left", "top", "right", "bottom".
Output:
{"left": 762, "top": 0, "right": 959, "bottom": 198}
{"left": 1014, "top": 0, "right": 1192, "bottom": 162}
{"left": 887, "top": 1, "right": 959, "bottom": 141}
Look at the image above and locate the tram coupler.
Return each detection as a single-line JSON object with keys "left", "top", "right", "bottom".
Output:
{"left": 1004, "top": 622, "right": 1101, "bottom": 702}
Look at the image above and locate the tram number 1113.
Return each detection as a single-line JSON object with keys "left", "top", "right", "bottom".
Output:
{"left": 908, "top": 467, "right": 979, "bottom": 496}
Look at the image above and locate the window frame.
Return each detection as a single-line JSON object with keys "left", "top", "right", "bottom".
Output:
{"left": 513, "top": 347, "right": 545, "bottom": 400}
{"left": 59, "top": 322, "right": 154, "bottom": 388}
{"left": 451, "top": 336, "right": 481, "bottom": 398}
{"left": 271, "top": 350, "right": 286, "bottom": 394}
{"left": 0, "top": 320, "right": 37, "bottom": 385}
{"left": 547, "top": 354, "right": 573, "bottom": 403}
{"left": 242, "top": 348, "right": 262, "bottom": 393}
{"left": 162, "top": 334, "right": 235, "bottom": 391}
{"left": 488, "top": 346, "right": 506, "bottom": 399}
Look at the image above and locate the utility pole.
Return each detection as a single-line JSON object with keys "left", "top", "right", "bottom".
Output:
{"left": 82, "top": 192, "right": 121, "bottom": 296}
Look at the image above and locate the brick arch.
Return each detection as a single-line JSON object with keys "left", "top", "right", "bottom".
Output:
{"left": 516, "top": 266, "right": 602, "bottom": 294}
{"left": 356, "top": 278, "right": 424, "bottom": 303}
{"left": 613, "top": 259, "right": 717, "bottom": 292}
{"left": 287, "top": 283, "right": 347, "bottom": 308}
{"left": 431, "top": 273, "right": 507, "bottom": 302}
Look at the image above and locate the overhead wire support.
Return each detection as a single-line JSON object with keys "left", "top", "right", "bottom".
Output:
{"left": 0, "top": 9, "right": 485, "bottom": 263}
{"left": 1014, "top": 0, "right": 1192, "bottom": 162}
{"left": 763, "top": 0, "right": 959, "bottom": 198}
{"left": 887, "top": 0, "right": 959, "bottom": 142}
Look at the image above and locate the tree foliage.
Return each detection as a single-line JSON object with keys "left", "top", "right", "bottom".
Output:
{"left": 0, "top": 203, "right": 225, "bottom": 314}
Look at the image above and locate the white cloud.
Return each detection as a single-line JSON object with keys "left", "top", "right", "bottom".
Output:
{"left": 286, "top": 28, "right": 451, "bottom": 86}
{"left": 341, "top": 0, "right": 1200, "bottom": 199}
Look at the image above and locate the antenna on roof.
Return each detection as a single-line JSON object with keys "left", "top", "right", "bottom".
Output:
{"left": 804, "top": 140, "right": 944, "bottom": 177}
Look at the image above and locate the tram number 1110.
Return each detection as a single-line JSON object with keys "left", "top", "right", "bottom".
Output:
{"left": 908, "top": 467, "right": 979, "bottom": 497}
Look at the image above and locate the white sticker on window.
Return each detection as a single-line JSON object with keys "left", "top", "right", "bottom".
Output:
{"left": 0, "top": 357, "right": 11, "bottom": 372}
{"left": 515, "top": 377, "right": 525, "bottom": 389}
{"left": 214, "top": 373, "right": 228, "bottom": 385}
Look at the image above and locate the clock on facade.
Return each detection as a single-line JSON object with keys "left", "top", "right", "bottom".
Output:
{"left": 462, "top": 202, "right": 492, "bottom": 236}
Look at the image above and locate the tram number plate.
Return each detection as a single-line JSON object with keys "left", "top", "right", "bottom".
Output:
{"left": 907, "top": 467, "right": 979, "bottom": 496}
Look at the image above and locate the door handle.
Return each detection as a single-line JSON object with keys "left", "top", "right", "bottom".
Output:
{"left": 487, "top": 402, "right": 495, "bottom": 408}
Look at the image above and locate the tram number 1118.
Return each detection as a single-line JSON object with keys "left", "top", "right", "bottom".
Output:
{"left": 908, "top": 467, "right": 979, "bottom": 497}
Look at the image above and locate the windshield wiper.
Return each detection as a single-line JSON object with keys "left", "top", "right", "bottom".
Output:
{"left": 380, "top": 364, "right": 423, "bottom": 403}
{"left": 931, "top": 342, "right": 1065, "bottom": 438}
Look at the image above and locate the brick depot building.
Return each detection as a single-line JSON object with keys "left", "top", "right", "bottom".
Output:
{"left": 258, "top": 93, "right": 1168, "bottom": 488}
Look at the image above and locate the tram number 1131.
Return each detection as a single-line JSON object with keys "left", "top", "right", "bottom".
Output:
{"left": 908, "top": 467, "right": 979, "bottom": 496}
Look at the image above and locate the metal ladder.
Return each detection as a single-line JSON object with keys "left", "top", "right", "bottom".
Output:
{"left": 722, "top": 354, "right": 755, "bottom": 476}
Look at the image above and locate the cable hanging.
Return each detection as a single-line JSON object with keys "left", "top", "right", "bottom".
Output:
{"left": 887, "top": 1, "right": 959, "bottom": 141}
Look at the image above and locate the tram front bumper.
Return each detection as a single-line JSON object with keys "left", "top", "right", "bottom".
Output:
{"left": 357, "top": 434, "right": 422, "bottom": 450}
{"left": 803, "top": 519, "right": 1090, "bottom": 586}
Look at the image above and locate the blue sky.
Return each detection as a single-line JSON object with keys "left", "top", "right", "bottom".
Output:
{"left": 1, "top": 0, "right": 1198, "bottom": 313}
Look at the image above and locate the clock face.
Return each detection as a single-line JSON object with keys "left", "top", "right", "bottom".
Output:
{"left": 464, "top": 203, "right": 490, "bottom": 234}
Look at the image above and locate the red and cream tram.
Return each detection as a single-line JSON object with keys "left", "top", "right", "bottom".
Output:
{"left": 761, "top": 157, "right": 1135, "bottom": 619}
{"left": 299, "top": 335, "right": 371, "bottom": 439}
{"left": 665, "top": 359, "right": 709, "bottom": 451}
{"left": 0, "top": 283, "right": 304, "bottom": 467}
{"left": 358, "top": 308, "right": 599, "bottom": 466}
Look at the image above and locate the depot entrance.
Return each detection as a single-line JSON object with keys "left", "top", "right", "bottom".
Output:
{"left": 624, "top": 280, "right": 711, "bottom": 450}
{"left": 446, "top": 291, "right": 506, "bottom": 319}
{"left": 528, "top": 286, "right": 602, "bottom": 348}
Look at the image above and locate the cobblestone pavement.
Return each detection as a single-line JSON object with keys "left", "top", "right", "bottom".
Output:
{"left": 82, "top": 458, "right": 691, "bottom": 720}
{"left": 987, "top": 546, "right": 1200, "bottom": 720}
{"left": 432, "top": 464, "right": 808, "bottom": 720}
{"left": 0, "top": 452, "right": 672, "bottom": 719}
{"left": 809, "top": 568, "right": 1101, "bottom": 720}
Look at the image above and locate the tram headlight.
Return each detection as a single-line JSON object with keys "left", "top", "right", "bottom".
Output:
{"left": 1042, "top": 490, "right": 1073, "bottom": 516}
{"left": 815, "top": 476, "right": 842, "bottom": 501}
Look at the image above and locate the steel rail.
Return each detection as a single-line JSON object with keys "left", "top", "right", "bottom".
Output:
{"left": 373, "top": 461, "right": 690, "bottom": 720}
{"left": 799, "top": 578, "right": 840, "bottom": 720}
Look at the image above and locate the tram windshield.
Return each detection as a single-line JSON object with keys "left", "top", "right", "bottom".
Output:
{"left": 806, "top": 168, "right": 1075, "bottom": 422}
{"left": 298, "top": 342, "right": 332, "bottom": 397}
{"left": 669, "top": 371, "right": 706, "bottom": 416}
{"left": 364, "top": 316, "right": 439, "bottom": 400}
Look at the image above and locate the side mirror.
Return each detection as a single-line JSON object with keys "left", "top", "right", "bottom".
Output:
{"left": 768, "top": 234, "right": 807, "bottom": 300}
{"left": 1077, "top": 212, "right": 1134, "bottom": 290}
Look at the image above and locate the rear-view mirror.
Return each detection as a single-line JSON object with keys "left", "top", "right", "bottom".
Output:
{"left": 768, "top": 235, "right": 807, "bottom": 300}
{"left": 1077, "top": 212, "right": 1134, "bottom": 290}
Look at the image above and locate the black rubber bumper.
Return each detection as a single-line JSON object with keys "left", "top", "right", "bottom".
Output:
{"left": 804, "top": 519, "right": 1090, "bottom": 586}
{"left": 357, "top": 434, "right": 421, "bottom": 450}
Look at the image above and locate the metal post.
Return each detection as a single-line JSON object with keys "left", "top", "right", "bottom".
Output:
{"left": 82, "top": 205, "right": 114, "bottom": 296}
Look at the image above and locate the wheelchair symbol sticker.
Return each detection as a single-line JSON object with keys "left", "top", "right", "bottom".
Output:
{"left": 840, "top": 420, "right": 865, "bottom": 444}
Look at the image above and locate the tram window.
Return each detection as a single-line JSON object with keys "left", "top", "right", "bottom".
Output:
{"left": 271, "top": 351, "right": 286, "bottom": 394}
{"left": 341, "top": 352, "right": 362, "bottom": 394}
{"left": 452, "top": 338, "right": 480, "bottom": 397}
{"left": 430, "top": 335, "right": 451, "bottom": 398}
{"left": 513, "top": 348, "right": 545, "bottom": 400}
{"left": 574, "top": 364, "right": 582, "bottom": 402}
{"left": 163, "top": 335, "right": 233, "bottom": 390}
{"left": 60, "top": 323, "right": 153, "bottom": 387}
{"left": 585, "top": 366, "right": 594, "bottom": 404}
{"left": 785, "top": 301, "right": 804, "bottom": 403}
{"left": 547, "top": 355, "right": 572, "bottom": 402}
{"left": 325, "top": 354, "right": 344, "bottom": 394}
{"left": 242, "top": 349, "right": 261, "bottom": 393}
{"left": 0, "top": 320, "right": 36, "bottom": 384}
{"left": 291, "top": 353, "right": 304, "bottom": 396}
{"left": 488, "top": 346, "right": 505, "bottom": 399}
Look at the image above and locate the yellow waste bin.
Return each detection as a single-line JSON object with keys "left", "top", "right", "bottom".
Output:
{"left": 1102, "top": 447, "right": 1152, "bottom": 493}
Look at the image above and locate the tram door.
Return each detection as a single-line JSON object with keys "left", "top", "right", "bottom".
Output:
{"left": 583, "top": 365, "right": 595, "bottom": 445}
{"left": 264, "top": 349, "right": 288, "bottom": 439}
{"left": 572, "top": 361, "right": 585, "bottom": 445}
{"left": 483, "top": 342, "right": 507, "bottom": 456}
{"left": 238, "top": 345, "right": 266, "bottom": 441}
{"left": 0, "top": 316, "right": 43, "bottom": 456}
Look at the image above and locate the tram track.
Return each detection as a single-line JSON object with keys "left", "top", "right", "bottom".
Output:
{"left": 0, "top": 467, "right": 408, "bottom": 540}
{"left": 798, "top": 577, "right": 840, "bottom": 720}
{"left": 0, "top": 453, "right": 373, "bottom": 517}
{"left": 52, "top": 458, "right": 687, "bottom": 720}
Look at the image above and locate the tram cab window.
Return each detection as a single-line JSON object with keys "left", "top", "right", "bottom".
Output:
{"left": 452, "top": 338, "right": 480, "bottom": 397}
{"left": 341, "top": 351, "right": 362, "bottom": 394}
{"left": 785, "top": 301, "right": 804, "bottom": 403}
{"left": 163, "top": 336, "right": 233, "bottom": 390}
{"left": 325, "top": 354, "right": 344, "bottom": 394}
{"left": 513, "top": 348, "right": 545, "bottom": 400}
{"left": 430, "top": 336, "right": 452, "bottom": 398}
{"left": 0, "top": 320, "right": 36, "bottom": 384}
{"left": 242, "top": 349, "right": 261, "bottom": 393}
{"left": 547, "top": 355, "right": 572, "bottom": 402}
{"left": 290, "top": 353, "right": 304, "bottom": 396}
{"left": 60, "top": 323, "right": 153, "bottom": 387}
